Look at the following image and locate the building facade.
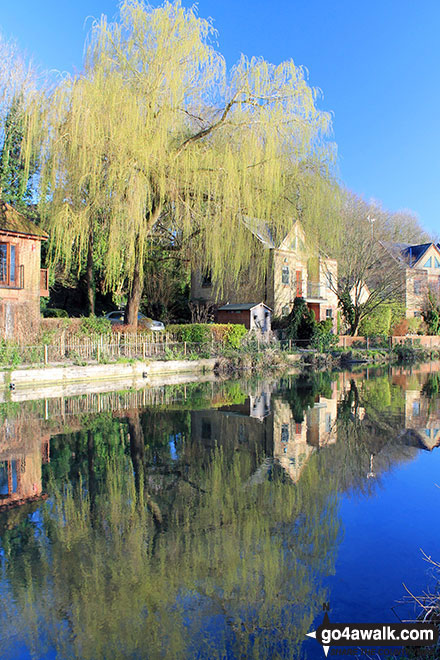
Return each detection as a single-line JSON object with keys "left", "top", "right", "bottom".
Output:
{"left": 381, "top": 241, "right": 440, "bottom": 318}
{"left": 0, "top": 202, "right": 48, "bottom": 340}
{"left": 191, "top": 221, "right": 338, "bottom": 328}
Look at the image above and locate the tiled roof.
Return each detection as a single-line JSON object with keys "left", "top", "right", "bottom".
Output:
{"left": 0, "top": 201, "right": 48, "bottom": 240}
{"left": 381, "top": 241, "right": 435, "bottom": 267}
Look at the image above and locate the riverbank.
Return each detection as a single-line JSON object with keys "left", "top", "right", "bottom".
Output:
{"left": 0, "top": 343, "right": 437, "bottom": 396}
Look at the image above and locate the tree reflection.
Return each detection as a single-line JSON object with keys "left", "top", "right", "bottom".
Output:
{"left": 0, "top": 418, "right": 341, "bottom": 659}
{"left": 1, "top": 367, "right": 439, "bottom": 658}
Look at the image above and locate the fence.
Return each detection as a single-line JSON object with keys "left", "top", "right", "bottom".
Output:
{"left": 1, "top": 332, "right": 440, "bottom": 367}
{"left": 338, "top": 335, "right": 440, "bottom": 350}
{"left": 0, "top": 333, "right": 224, "bottom": 367}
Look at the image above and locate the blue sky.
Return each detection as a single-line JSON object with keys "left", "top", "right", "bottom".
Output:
{"left": 1, "top": 0, "right": 439, "bottom": 236}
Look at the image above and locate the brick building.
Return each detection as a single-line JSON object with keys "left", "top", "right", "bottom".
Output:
{"left": 191, "top": 220, "right": 338, "bottom": 328}
{"left": 381, "top": 241, "right": 440, "bottom": 318}
{"left": 0, "top": 202, "right": 48, "bottom": 340}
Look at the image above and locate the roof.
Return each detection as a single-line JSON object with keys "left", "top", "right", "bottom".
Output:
{"left": 381, "top": 241, "right": 437, "bottom": 267}
{"left": 218, "top": 302, "right": 272, "bottom": 312}
{"left": 0, "top": 202, "right": 48, "bottom": 240}
{"left": 242, "top": 217, "right": 276, "bottom": 248}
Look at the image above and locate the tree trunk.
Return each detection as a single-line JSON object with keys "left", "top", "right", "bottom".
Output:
{"left": 128, "top": 411, "right": 144, "bottom": 494}
{"left": 86, "top": 230, "right": 95, "bottom": 316}
{"left": 125, "top": 263, "right": 142, "bottom": 328}
{"left": 125, "top": 204, "right": 162, "bottom": 327}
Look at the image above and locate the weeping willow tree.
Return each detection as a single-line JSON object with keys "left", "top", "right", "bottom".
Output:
{"left": 32, "top": 0, "right": 335, "bottom": 323}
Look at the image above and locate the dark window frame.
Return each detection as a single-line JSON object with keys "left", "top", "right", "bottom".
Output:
{"left": 0, "top": 242, "right": 19, "bottom": 287}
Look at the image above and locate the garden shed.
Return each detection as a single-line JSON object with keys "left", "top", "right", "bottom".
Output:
{"left": 216, "top": 302, "right": 272, "bottom": 334}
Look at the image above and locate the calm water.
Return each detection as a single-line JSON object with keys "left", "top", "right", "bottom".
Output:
{"left": 1, "top": 365, "right": 440, "bottom": 659}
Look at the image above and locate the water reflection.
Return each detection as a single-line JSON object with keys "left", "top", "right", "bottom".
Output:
{"left": 0, "top": 365, "right": 439, "bottom": 658}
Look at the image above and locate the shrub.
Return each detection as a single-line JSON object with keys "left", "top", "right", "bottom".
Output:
{"left": 393, "top": 342, "right": 419, "bottom": 363}
{"left": 167, "top": 323, "right": 211, "bottom": 344}
{"left": 43, "top": 308, "right": 69, "bottom": 318}
{"left": 407, "top": 317, "right": 423, "bottom": 334}
{"left": 78, "top": 316, "right": 112, "bottom": 336}
{"left": 359, "top": 304, "right": 392, "bottom": 337}
{"left": 283, "top": 297, "right": 316, "bottom": 345}
{"left": 310, "top": 320, "right": 338, "bottom": 352}
{"left": 167, "top": 323, "right": 247, "bottom": 348}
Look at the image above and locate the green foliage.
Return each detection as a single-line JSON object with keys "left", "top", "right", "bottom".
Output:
{"left": 422, "top": 373, "right": 440, "bottom": 397}
{"left": 167, "top": 323, "right": 247, "bottom": 348}
{"left": 42, "top": 308, "right": 69, "bottom": 318}
{"left": 78, "top": 315, "right": 112, "bottom": 336}
{"left": 423, "top": 290, "right": 440, "bottom": 335}
{"left": 338, "top": 289, "right": 356, "bottom": 331}
{"left": 392, "top": 342, "right": 424, "bottom": 363}
{"left": 407, "top": 317, "right": 423, "bottom": 334}
{"left": 33, "top": 0, "right": 334, "bottom": 316}
{"left": 284, "top": 297, "right": 316, "bottom": 345}
{"left": 0, "top": 95, "right": 36, "bottom": 212}
{"left": 0, "top": 340, "right": 22, "bottom": 367}
{"left": 167, "top": 323, "right": 211, "bottom": 344}
{"left": 358, "top": 304, "right": 392, "bottom": 337}
{"left": 310, "top": 319, "right": 338, "bottom": 352}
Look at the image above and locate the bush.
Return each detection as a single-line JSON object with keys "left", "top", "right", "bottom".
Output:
{"left": 407, "top": 317, "right": 424, "bottom": 334}
{"left": 167, "top": 323, "right": 247, "bottom": 348}
{"left": 78, "top": 316, "right": 112, "bottom": 336}
{"left": 359, "top": 304, "right": 392, "bottom": 336}
{"left": 43, "top": 308, "right": 69, "bottom": 318}
{"left": 310, "top": 320, "right": 338, "bottom": 352}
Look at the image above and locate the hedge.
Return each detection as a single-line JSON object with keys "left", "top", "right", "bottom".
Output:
{"left": 167, "top": 323, "right": 247, "bottom": 348}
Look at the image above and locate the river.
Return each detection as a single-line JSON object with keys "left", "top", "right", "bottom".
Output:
{"left": 1, "top": 364, "right": 439, "bottom": 659}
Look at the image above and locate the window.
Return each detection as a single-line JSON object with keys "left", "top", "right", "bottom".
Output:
{"left": 413, "top": 280, "right": 422, "bottom": 295}
{"left": 282, "top": 305, "right": 290, "bottom": 317}
{"left": 281, "top": 423, "right": 289, "bottom": 443}
{"left": 0, "top": 243, "right": 17, "bottom": 286}
{"left": 435, "top": 257, "right": 440, "bottom": 268}
{"left": 412, "top": 400, "right": 420, "bottom": 416}
{"left": 423, "top": 257, "right": 432, "bottom": 268}
{"left": 282, "top": 265, "right": 290, "bottom": 285}
{"left": 326, "top": 308, "right": 333, "bottom": 319}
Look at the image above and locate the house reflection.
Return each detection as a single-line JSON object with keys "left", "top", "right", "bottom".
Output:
{"left": 396, "top": 375, "right": 440, "bottom": 451}
{"left": 191, "top": 380, "right": 339, "bottom": 483}
{"left": 273, "top": 381, "right": 338, "bottom": 482}
{"left": 0, "top": 417, "right": 49, "bottom": 510}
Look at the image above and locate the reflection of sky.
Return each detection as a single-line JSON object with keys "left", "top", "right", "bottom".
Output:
{"left": 169, "top": 433, "right": 181, "bottom": 461}
{"left": 304, "top": 448, "right": 440, "bottom": 658}
{"left": 0, "top": 462, "right": 8, "bottom": 494}
{"left": 0, "top": 461, "right": 18, "bottom": 494}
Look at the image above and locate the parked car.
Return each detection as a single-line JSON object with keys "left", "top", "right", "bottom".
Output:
{"left": 105, "top": 311, "right": 165, "bottom": 331}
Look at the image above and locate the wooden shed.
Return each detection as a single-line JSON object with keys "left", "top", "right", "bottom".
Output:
{"left": 216, "top": 302, "right": 272, "bottom": 334}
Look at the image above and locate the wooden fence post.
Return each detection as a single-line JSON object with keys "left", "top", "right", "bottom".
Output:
{"left": 184, "top": 341, "right": 187, "bottom": 356}
{"left": 44, "top": 345, "right": 48, "bottom": 365}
